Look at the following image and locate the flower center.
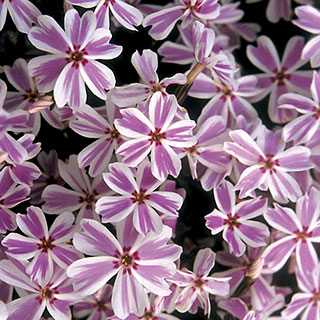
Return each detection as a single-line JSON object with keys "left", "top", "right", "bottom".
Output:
{"left": 121, "top": 254, "right": 132, "bottom": 266}
{"left": 23, "top": 90, "right": 39, "bottom": 103}
{"left": 111, "top": 128, "right": 120, "bottom": 138}
{"left": 259, "top": 154, "right": 279, "bottom": 174}
{"left": 225, "top": 213, "right": 240, "bottom": 230}
{"left": 38, "top": 236, "right": 54, "bottom": 252}
{"left": 65, "top": 46, "right": 88, "bottom": 68}
{"left": 148, "top": 128, "right": 166, "bottom": 146}
{"left": 131, "top": 188, "right": 149, "bottom": 204}
{"left": 295, "top": 226, "right": 312, "bottom": 242}
{"left": 312, "top": 292, "right": 320, "bottom": 304}
{"left": 41, "top": 288, "right": 53, "bottom": 299}
{"left": 144, "top": 312, "right": 153, "bottom": 319}
{"left": 194, "top": 279, "right": 203, "bottom": 288}
{"left": 95, "top": 300, "right": 106, "bottom": 312}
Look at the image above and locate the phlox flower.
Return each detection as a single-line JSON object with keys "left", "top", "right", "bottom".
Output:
{"left": 293, "top": 5, "right": 320, "bottom": 67}
{"left": 95, "top": 161, "right": 183, "bottom": 235}
{"left": 262, "top": 187, "right": 320, "bottom": 274}
{"left": 111, "top": 49, "right": 186, "bottom": 107}
{"left": 68, "top": 0, "right": 143, "bottom": 30}
{"left": 0, "top": 0, "right": 41, "bottom": 33}
{"left": 224, "top": 128, "right": 314, "bottom": 203}
{"left": 2, "top": 206, "right": 82, "bottom": 286}
{"left": 3, "top": 58, "right": 63, "bottom": 135}
{"left": 247, "top": 35, "right": 313, "bottom": 123}
{"left": 67, "top": 218, "right": 182, "bottom": 319}
{"left": 69, "top": 103, "right": 123, "bottom": 177}
{"left": 115, "top": 92, "right": 196, "bottom": 181}
{"left": 42, "top": 154, "right": 112, "bottom": 222}
{"left": 73, "top": 284, "right": 114, "bottom": 320}
{"left": 0, "top": 167, "right": 30, "bottom": 234}
{"left": 182, "top": 115, "right": 232, "bottom": 191}
{"left": 189, "top": 73, "right": 262, "bottom": 125}
{"left": 143, "top": 0, "right": 220, "bottom": 40}
{"left": 0, "top": 134, "right": 41, "bottom": 186}
{"left": 28, "top": 9, "right": 122, "bottom": 108}
{"left": 246, "top": 0, "right": 313, "bottom": 23}
{"left": 279, "top": 71, "right": 320, "bottom": 145}
{"left": 168, "top": 248, "right": 230, "bottom": 316}
{"left": 282, "top": 265, "right": 320, "bottom": 320}
{"left": 205, "top": 180, "right": 269, "bottom": 256}
{"left": 0, "top": 259, "right": 78, "bottom": 320}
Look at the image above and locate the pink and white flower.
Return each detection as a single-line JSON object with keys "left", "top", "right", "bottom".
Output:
{"left": 247, "top": 35, "right": 313, "bottom": 123}
{"left": 224, "top": 128, "right": 314, "bottom": 203}
{"left": 28, "top": 9, "right": 122, "bottom": 108}
{"left": 69, "top": 104, "right": 123, "bottom": 177}
{"left": 205, "top": 180, "right": 269, "bottom": 256}
{"left": 169, "top": 248, "right": 230, "bottom": 316}
{"left": 68, "top": 0, "right": 143, "bottom": 30}
{"left": 96, "top": 161, "right": 183, "bottom": 235}
{"left": 2, "top": 206, "right": 81, "bottom": 286}
{"left": 67, "top": 218, "right": 182, "bottom": 319}
{"left": 0, "top": 0, "right": 41, "bottom": 33}
{"left": 111, "top": 49, "right": 186, "bottom": 107}
{"left": 115, "top": 92, "right": 196, "bottom": 181}
{"left": 263, "top": 187, "right": 320, "bottom": 274}
{"left": 0, "top": 259, "right": 78, "bottom": 320}
{"left": 143, "top": 0, "right": 220, "bottom": 40}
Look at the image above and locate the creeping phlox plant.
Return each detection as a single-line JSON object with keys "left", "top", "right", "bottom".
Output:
{"left": 1, "top": 0, "right": 320, "bottom": 319}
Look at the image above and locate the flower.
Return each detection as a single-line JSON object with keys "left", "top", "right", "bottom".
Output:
{"left": 247, "top": 35, "right": 313, "bottom": 123}
{"left": 3, "top": 58, "right": 62, "bottom": 136}
{"left": 143, "top": 0, "right": 220, "bottom": 40}
{"left": 293, "top": 5, "right": 320, "bottom": 67}
{"left": 67, "top": 218, "right": 182, "bottom": 319}
{"left": 2, "top": 206, "right": 81, "bottom": 286}
{"left": 69, "top": 103, "right": 123, "bottom": 177}
{"left": 224, "top": 128, "right": 314, "bottom": 203}
{"left": 205, "top": 180, "right": 269, "bottom": 256}
{"left": 282, "top": 264, "right": 320, "bottom": 320}
{"left": 0, "top": 259, "right": 78, "bottom": 320}
{"left": 262, "top": 187, "right": 320, "bottom": 274}
{"left": 0, "top": 0, "right": 41, "bottom": 33}
{"left": 115, "top": 92, "right": 196, "bottom": 181}
{"left": 96, "top": 161, "right": 183, "bottom": 235}
{"left": 68, "top": 0, "right": 143, "bottom": 30}
{"left": 28, "top": 9, "right": 122, "bottom": 108}
{"left": 111, "top": 49, "right": 186, "bottom": 108}
{"left": 280, "top": 71, "right": 320, "bottom": 145}
{"left": 42, "top": 154, "right": 112, "bottom": 222}
{"left": 169, "top": 248, "right": 230, "bottom": 316}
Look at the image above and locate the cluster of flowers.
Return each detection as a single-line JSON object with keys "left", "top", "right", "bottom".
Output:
{"left": 1, "top": 0, "right": 320, "bottom": 319}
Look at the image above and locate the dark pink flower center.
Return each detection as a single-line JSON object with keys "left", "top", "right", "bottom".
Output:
{"left": 259, "top": 154, "right": 279, "bottom": 174}
{"left": 311, "top": 292, "right": 320, "bottom": 305}
{"left": 272, "top": 68, "right": 291, "bottom": 86}
{"left": 38, "top": 236, "right": 55, "bottom": 252}
{"left": 36, "top": 286, "right": 58, "bottom": 304}
{"left": 294, "top": 226, "right": 312, "bottom": 243}
{"left": 105, "top": 127, "right": 121, "bottom": 142}
{"left": 95, "top": 299, "right": 107, "bottom": 311}
{"left": 131, "top": 188, "right": 149, "bottom": 204}
{"left": 66, "top": 46, "right": 88, "bottom": 68}
{"left": 148, "top": 128, "right": 166, "bottom": 146}
{"left": 142, "top": 312, "right": 157, "bottom": 320}
{"left": 225, "top": 213, "right": 240, "bottom": 230}
{"left": 113, "top": 247, "right": 140, "bottom": 272}
{"left": 194, "top": 278, "right": 203, "bottom": 288}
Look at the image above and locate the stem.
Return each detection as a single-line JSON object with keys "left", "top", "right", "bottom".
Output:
{"left": 231, "top": 276, "right": 256, "bottom": 297}
{"left": 175, "top": 62, "right": 205, "bottom": 104}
